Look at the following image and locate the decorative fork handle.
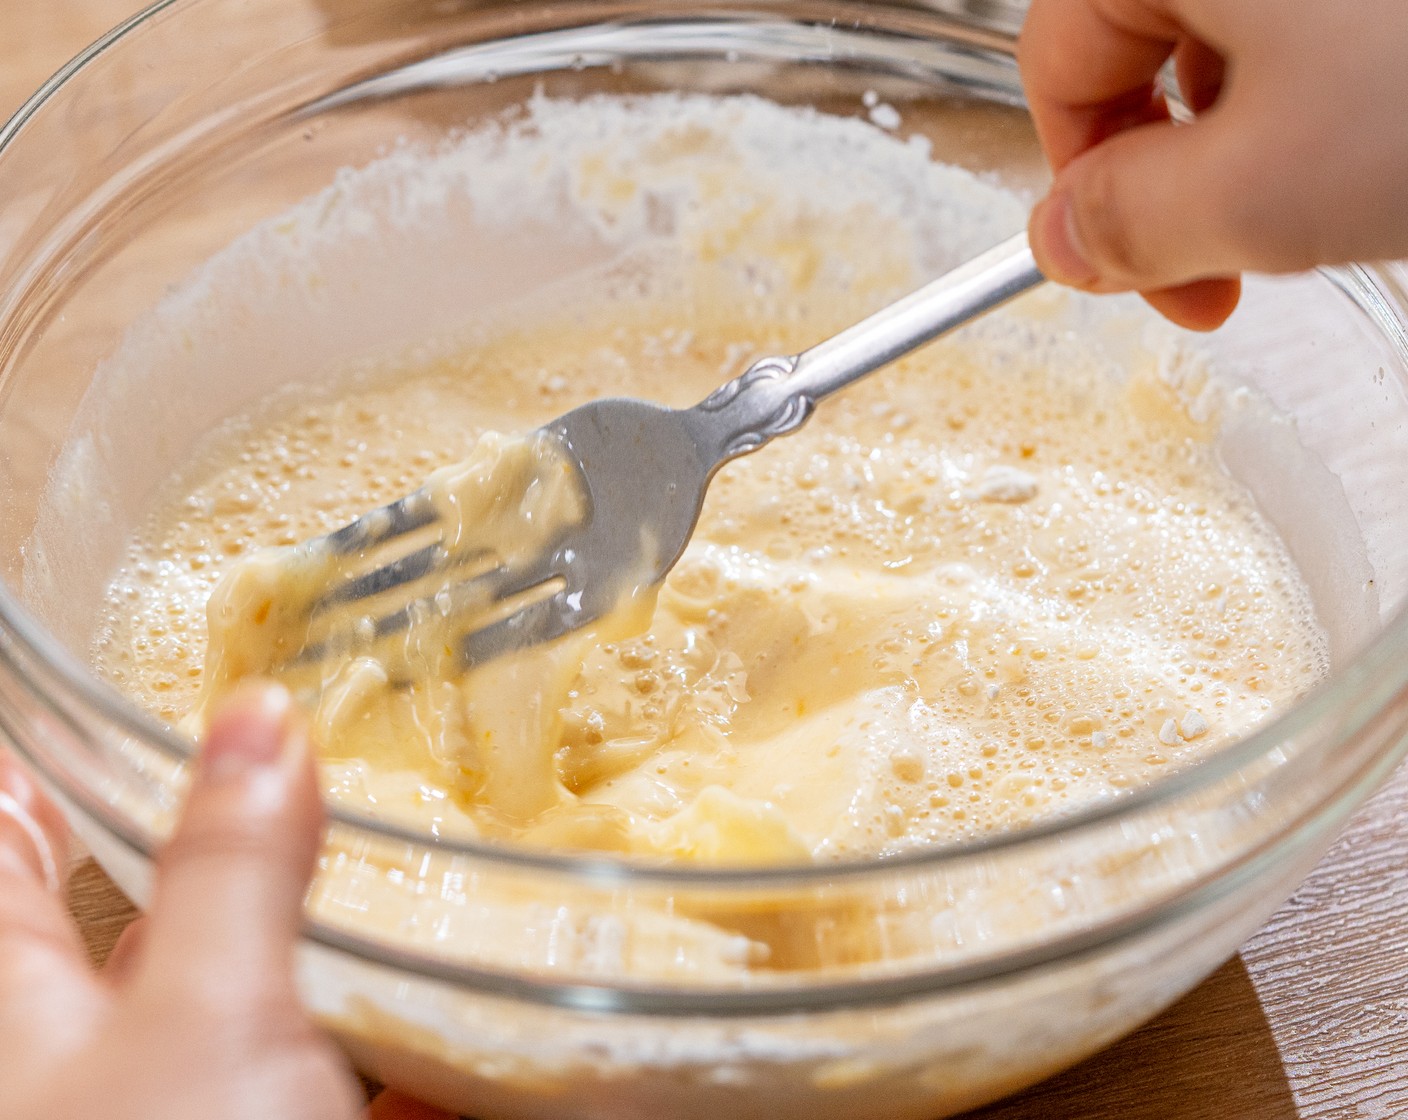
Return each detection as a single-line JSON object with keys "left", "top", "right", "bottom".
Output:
{"left": 688, "top": 231, "right": 1043, "bottom": 461}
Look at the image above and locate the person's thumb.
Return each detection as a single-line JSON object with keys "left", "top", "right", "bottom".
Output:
{"left": 1028, "top": 115, "right": 1250, "bottom": 330}
{"left": 139, "top": 682, "right": 323, "bottom": 1010}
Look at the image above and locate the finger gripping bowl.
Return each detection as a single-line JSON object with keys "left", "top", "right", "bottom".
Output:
{"left": 2, "top": 2, "right": 1408, "bottom": 1117}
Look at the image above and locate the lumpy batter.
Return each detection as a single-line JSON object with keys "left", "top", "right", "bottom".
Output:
{"left": 95, "top": 304, "right": 1326, "bottom": 863}
{"left": 77, "top": 94, "right": 1337, "bottom": 1115}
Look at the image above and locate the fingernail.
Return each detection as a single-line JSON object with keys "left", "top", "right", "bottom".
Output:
{"left": 1032, "top": 191, "right": 1098, "bottom": 287}
{"left": 200, "top": 682, "right": 305, "bottom": 782}
{"left": 0, "top": 765, "right": 62, "bottom": 892}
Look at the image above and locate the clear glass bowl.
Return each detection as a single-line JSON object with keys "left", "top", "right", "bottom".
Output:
{"left": 3, "top": 1, "right": 1408, "bottom": 1117}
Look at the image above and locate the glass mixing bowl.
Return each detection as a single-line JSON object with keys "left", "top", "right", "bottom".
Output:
{"left": 3, "top": 1, "right": 1408, "bottom": 1117}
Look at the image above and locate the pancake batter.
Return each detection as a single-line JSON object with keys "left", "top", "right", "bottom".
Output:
{"left": 95, "top": 304, "right": 1326, "bottom": 863}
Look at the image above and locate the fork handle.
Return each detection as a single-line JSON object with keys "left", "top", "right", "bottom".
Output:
{"left": 690, "top": 231, "right": 1042, "bottom": 460}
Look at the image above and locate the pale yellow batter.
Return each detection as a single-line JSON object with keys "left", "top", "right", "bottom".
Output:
{"left": 75, "top": 94, "right": 1339, "bottom": 1116}
{"left": 95, "top": 303, "right": 1326, "bottom": 864}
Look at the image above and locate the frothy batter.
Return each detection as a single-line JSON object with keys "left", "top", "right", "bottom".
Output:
{"left": 74, "top": 92, "right": 1337, "bottom": 1116}
{"left": 95, "top": 304, "right": 1326, "bottom": 862}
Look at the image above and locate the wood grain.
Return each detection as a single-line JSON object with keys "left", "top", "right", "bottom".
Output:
{"left": 9, "top": 4, "right": 1408, "bottom": 1119}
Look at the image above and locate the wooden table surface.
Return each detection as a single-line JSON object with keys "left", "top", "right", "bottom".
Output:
{"left": 8, "top": 4, "right": 1408, "bottom": 1118}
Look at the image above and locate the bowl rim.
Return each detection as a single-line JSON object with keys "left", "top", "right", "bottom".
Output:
{"left": 4, "top": 0, "right": 1408, "bottom": 1008}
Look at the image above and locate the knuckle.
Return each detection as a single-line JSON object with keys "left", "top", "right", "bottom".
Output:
{"left": 159, "top": 812, "right": 286, "bottom": 875}
{"left": 1213, "top": 160, "right": 1319, "bottom": 274}
{"left": 0, "top": 913, "right": 77, "bottom": 983}
{"left": 1184, "top": 124, "right": 1322, "bottom": 276}
{"left": 276, "top": 1050, "right": 364, "bottom": 1119}
{"left": 161, "top": 805, "right": 285, "bottom": 867}
{"left": 1074, "top": 157, "right": 1153, "bottom": 283}
{"left": 149, "top": 956, "right": 299, "bottom": 1022}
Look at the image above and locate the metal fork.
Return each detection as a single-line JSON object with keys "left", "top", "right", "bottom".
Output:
{"left": 298, "top": 232, "right": 1041, "bottom": 671}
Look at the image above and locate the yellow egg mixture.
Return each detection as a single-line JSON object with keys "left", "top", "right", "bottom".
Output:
{"left": 67, "top": 94, "right": 1337, "bottom": 1116}
{"left": 95, "top": 303, "right": 1326, "bottom": 864}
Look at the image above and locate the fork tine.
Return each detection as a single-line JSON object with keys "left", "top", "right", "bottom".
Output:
{"left": 320, "top": 541, "right": 443, "bottom": 608}
{"left": 379, "top": 561, "right": 556, "bottom": 636}
{"left": 316, "top": 544, "right": 495, "bottom": 610}
{"left": 321, "top": 488, "right": 438, "bottom": 555}
{"left": 459, "top": 590, "right": 571, "bottom": 667}
{"left": 288, "top": 560, "right": 561, "bottom": 668}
